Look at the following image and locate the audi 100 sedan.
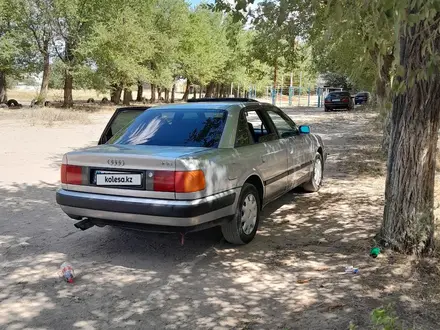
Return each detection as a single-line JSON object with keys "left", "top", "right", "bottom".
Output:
{"left": 56, "top": 98, "right": 327, "bottom": 245}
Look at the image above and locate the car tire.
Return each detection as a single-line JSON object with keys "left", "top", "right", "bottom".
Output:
{"left": 221, "top": 183, "right": 260, "bottom": 245}
{"left": 302, "top": 153, "right": 324, "bottom": 193}
{"left": 324, "top": 107, "right": 329, "bottom": 112}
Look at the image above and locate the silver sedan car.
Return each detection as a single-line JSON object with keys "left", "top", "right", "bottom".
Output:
{"left": 56, "top": 98, "right": 327, "bottom": 245}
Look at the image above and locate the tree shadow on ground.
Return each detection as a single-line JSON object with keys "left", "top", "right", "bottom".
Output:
{"left": 1, "top": 179, "right": 440, "bottom": 330}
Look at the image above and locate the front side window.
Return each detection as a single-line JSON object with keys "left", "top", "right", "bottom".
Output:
{"left": 266, "top": 110, "right": 298, "bottom": 138}
{"left": 108, "top": 109, "right": 227, "bottom": 148}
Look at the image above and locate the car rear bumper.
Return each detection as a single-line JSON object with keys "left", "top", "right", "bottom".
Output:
{"left": 325, "top": 103, "right": 351, "bottom": 109}
{"left": 56, "top": 188, "right": 238, "bottom": 228}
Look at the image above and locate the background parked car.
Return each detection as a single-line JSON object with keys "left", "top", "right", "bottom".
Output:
{"left": 324, "top": 91, "right": 354, "bottom": 112}
{"left": 354, "top": 91, "right": 371, "bottom": 105}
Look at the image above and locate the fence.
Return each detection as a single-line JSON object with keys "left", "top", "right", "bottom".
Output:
{"left": 258, "top": 86, "right": 327, "bottom": 108}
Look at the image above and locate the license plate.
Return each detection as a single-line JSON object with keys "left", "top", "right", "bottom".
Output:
{"left": 332, "top": 98, "right": 340, "bottom": 102}
{"left": 96, "top": 172, "right": 141, "bottom": 186}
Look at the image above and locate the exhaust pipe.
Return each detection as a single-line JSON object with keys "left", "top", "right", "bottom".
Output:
{"left": 74, "top": 219, "right": 95, "bottom": 231}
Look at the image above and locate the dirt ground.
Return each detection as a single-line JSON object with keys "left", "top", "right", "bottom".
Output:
{"left": 0, "top": 106, "right": 439, "bottom": 330}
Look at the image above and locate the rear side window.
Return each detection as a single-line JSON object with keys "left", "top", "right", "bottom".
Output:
{"left": 110, "top": 110, "right": 145, "bottom": 136}
{"left": 107, "top": 109, "right": 227, "bottom": 148}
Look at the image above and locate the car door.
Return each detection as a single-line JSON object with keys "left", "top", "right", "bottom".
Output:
{"left": 265, "top": 107, "right": 314, "bottom": 188}
{"left": 234, "top": 107, "right": 289, "bottom": 203}
{"left": 98, "top": 107, "right": 150, "bottom": 145}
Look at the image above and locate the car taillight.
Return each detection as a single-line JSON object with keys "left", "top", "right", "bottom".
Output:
{"left": 61, "top": 164, "right": 82, "bottom": 184}
{"left": 153, "top": 170, "right": 206, "bottom": 193}
{"left": 325, "top": 99, "right": 330, "bottom": 103}
{"left": 342, "top": 98, "right": 349, "bottom": 102}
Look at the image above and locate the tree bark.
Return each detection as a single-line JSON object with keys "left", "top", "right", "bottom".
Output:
{"left": 214, "top": 83, "right": 220, "bottom": 97}
{"left": 380, "top": 15, "right": 440, "bottom": 255}
{"left": 150, "top": 84, "right": 156, "bottom": 103}
{"left": 111, "top": 84, "right": 123, "bottom": 104}
{"left": 136, "top": 82, "right": 143, "bottom": 102}
{"left": 171, "top": 84, "right": 176, "bottom": 103}
{"left": 38, "top": 41, "right": 51, "bottom": 104}
{"left": 164, "top": 88, "right": 170, "bottom": 103}
{"left": 123, "top": 88, "right": 132, "bottom": 105}
{"left": 0, "top": 71, "right": 7, "bottom": 103}
{"left": 193, "top": 85, "right": 197, "bottom": 99}
{"left": 157, "top": 87, "right": 162, "bottom": 101}
{"left": 182, "top": 79, "right": 190, "bottom": 101}
{"left": 63, "top": 70, "right": 74, "bottom": 108}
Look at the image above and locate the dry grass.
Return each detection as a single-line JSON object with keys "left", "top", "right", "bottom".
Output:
{"left": 25, "top": 107, "right": 91, "bottom": 126}
{"left": 8, "top": 88, "right": 105, "bottom": 104}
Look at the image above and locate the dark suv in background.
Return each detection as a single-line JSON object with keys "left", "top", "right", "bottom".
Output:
{"left": 354, "top": 91, "right": 371, "bottom": 105}
{"left": 324, "top": 91, "right": 354, "bottom": 112}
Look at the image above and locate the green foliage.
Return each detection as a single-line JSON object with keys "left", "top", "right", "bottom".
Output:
{"left": 179, "top": 6, "right": 229, "bottom": 86}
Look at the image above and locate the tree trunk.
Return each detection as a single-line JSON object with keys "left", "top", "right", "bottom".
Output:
{"left": 193, "top": 85, "right": 197, "bottom": 99}
{"left": 157, "top": 87, "right": 162, "bottom": 101}
{"left": 214, "top": 83, "right": 220, "bottom": 97}
{"left": 111, "top": 84, "right": 123, "bottom": 104}
{"left": 164, "top": 88, "right": 170, "bottom": 103}
{"left": 150, "top": 84, "right": 156, "bottom": 103}
{"left": 182, "top": 79, "right": 190, "bottom": 101}
{"left": 380, "top": 15, "right": 440, "bottom": 255}
{"left": 273, "top": 59, "right": 278, "bottom": 88}
{"left": 63, "top": 70, "right": 74, "bottom": 108}
{"left": 171, "top": 84, "right": 176, "bottom": 103}
{"left": 123, "top": 88, "right": 132, "bottom": 105}
{"left": 136, "top": 82, "right": 143, "bottom": 102}
{"left": 0, "top": 71, "right": 7, "bottom": 103}
{"left": 205, "top": 81, "right": 215, "bottom": 97}
{"left": 38, "top": 47, "right": 51, "bottom": 104}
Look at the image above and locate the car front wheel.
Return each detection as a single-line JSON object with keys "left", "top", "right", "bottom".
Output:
{"left": 302, "top": 153, "right": 324, "bottom": 192}
{"left": 221, "top": 183, "right": 260, "bottom": 245}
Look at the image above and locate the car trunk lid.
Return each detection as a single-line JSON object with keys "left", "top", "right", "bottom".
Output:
{"left": 62, "top": 144, "right": 208, "bottom": 199}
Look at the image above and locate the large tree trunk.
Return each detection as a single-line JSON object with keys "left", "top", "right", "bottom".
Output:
{"left": 193, "top": 85, "right": 197, "bottom": 99}
{"left": 136, "top": 82, "right": 143, "bottom": 102}
{"left": 164, "top": 88, "right": 170, "bottom": 103}
{"left": 111, "top": 84, "right": 123, "bottom": 104}
{"left": 380, "top": 15, "right": 440, "bottom": 255}
{"left": 171, "top": 84, "right": 176, "bottom": 103}
{"left": 0, "top": 71, "right": 7, "bottom": 103}
{"left": 123, "top": 88, "right": 132, "bottom": 105}
{"left": 182, "top": 79, "right": 190, "bottom": 101}
{"left": 150, "top": 84, "right": 156, "bottom": 103}
{"left": 157, "top": 87, "right": 162, "bottom": 101}
{"left": 38, "top": 41, "right": 51, "bottom": 104}
{"left": 214, "top": 83, "right": 220, "bottom": 97}
{"left": 63, "top": 70, "right": 74, "bottom": 108}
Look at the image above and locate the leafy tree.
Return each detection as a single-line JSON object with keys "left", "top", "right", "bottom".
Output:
{"left": 49, "top": 0, "right": 105, "bottom": 107}
{"left": 81, "top": 3, "right": 155, "bottom": 104}
{"left": 16, "top": 0, "right": 54, "bottom": 103}
{"left": 0, "top": 0, "right": 37, "bottom": 102}
{"left": 179, "top": 7, "right": 229, "bottom": 100}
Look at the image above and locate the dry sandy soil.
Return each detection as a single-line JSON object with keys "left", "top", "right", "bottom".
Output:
{"left": 0, "top": 106, "right": 439, "bottom": 330}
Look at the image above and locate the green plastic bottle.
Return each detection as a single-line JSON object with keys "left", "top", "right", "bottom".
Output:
{"left": 370, "top": 247, "right": 380, "bottom": 258}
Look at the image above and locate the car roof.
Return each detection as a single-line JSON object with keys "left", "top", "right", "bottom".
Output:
{"left": 148, "top": 100, "right": 269, "bottom": 113}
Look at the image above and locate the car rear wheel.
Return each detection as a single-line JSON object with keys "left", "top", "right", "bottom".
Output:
{"left": 221, "top": 183, "right": 260, "bottom": 245}
{"left": 303, "top": 153, "right": 324, "bottom": 192}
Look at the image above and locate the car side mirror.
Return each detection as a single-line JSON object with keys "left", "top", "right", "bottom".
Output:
{"left": 299, "top": 125, "right": 310, "bottom": 134}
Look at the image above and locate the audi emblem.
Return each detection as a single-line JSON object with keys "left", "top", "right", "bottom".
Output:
{"left": 107, "top": 159, "right": 125, "bottom": 166}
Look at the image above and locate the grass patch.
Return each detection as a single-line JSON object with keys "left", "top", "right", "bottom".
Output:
{"left": 25, "top": 107, "right": 91, "bottom": 126}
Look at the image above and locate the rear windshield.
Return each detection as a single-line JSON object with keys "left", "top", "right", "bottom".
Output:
{"left": 107, "top": 109, "right": 227, "bottom": 148}
{"left": 328, "top": 92, "right": 350, "bottom": 97}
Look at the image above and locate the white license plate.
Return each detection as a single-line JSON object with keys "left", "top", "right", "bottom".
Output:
{"left": 332, "top": 98, "right": 340, "bottom": 102}
{"left": 96, "top": 173, "right": 141, "bottom": 186}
